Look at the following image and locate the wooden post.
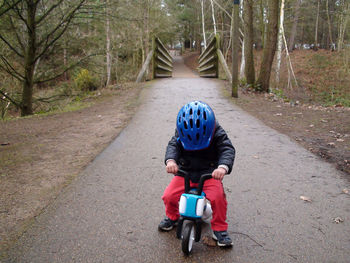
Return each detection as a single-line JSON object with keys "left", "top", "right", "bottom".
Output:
{"left": 136, "top": 50, "right": 154, "bottom": 83}
{"left": 217, "top": 49, "right": 232, "bottom": 82}
{"left": 231, "top": 0, "right": 239, "bottom": 98}
{"left": 152, "top": 36, "right": 156, "bottom": 79}
{"left": 215, "top": 34, "right": 220, "bottom": 78}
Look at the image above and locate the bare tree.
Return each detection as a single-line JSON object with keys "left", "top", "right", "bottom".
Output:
{"left": 210, "top": 0, "right": 217, "bottom": 35}
{"left": 256, "top": 0, "right": 279, "bottom": 92}
{"left": 243, "top": 0, "right": 255, "bottom": 85}
{"left": 337, "top": 0, "right": 350, "bottom": 51}
{"left": 232, "top": 0, "right": 239, "bottom": 98}
{"left": 326, "top": 0, "right": 334, "bottom": 50}
{"left": 288, "top": 0, "right": 302, "bottom": 51}
{"left": 314, "top": 0, "right": 320, "bottom": 50}
{"left": 275, "top": 0, "right": 285, "bottom": 83}
{"left": 239, "top": 0, "right": 245, "bottom": 79}
{"left": 105, "top": 0, "right": 112, "bottom": 87}
{"left": 201, "top": 0, "right": 207, "bottom": 49}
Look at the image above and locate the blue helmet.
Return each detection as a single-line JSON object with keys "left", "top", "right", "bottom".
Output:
{"left": 176, "top": 101, "right": 216, "bottom": 151}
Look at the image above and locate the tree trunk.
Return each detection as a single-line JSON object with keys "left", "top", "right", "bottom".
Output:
{"left": 63, "top": 47, "right": 68, "bottom": 80}
{"left": 21, "top": 0, "right": 37, "bottom": 116}
{"left": 239, "top": 0, "right": 245, "bottom": 79}
{"left": 259, "top": 0, "right": 265, "bottom": 49}
{"left": 256, "top": 0, "right": 279, "bottom": 92}
{"left": 337, "top": 1, "right": 349, "bottom": 51}
{"left": 314, "top": 0, "right": 320, "bottom": 50}
{"left": 143, "top": 0, "right": 150, "bottom": 59}
{"left": 326, "top": 0, "right": 334, "bottom": 50}
{"left": 240, "top": 39, "right": 245, "bottom": 79}
{"left": 105, "top": 0, "right": 111, "bottom": 87}
{"left": 275, "top": 0, "right": 285, "bottom": 83}
{"left": 288, "top": 0, "right": 302, "bottom": 51}
{"left": 231, "top": 1, "right": 239, "bottom": 98}
{"left": 201, "top": 0, "right": 207, "bottom": 49}
{"left": 225, "top": 5, "right": 234, "bottom": 60}
{"left": 210, "top": 0, "right": 217, "bottom": 35}
{"left": 243, "top": 0, "right": 255, "bottom": 85}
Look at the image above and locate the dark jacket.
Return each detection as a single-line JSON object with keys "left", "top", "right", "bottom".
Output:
{"left": 165, "top": 121, "right": 235, "bottom": 183}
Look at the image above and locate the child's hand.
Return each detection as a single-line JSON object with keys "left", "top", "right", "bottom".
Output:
{"left": 212, "top": 168, "right": 226, "bottom": 181}
{"left": 166, "top": 160, "right": 179, "bottom": 174}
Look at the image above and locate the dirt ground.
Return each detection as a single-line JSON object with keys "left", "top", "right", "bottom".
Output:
{"left": 232, "top": 90, "right": 350, "bottom": 175}
{"left": 1, "top": 53, "right": 349, "bottom": 256}
{"left": 0, "top": 83, "right": 144, "bottom": 254}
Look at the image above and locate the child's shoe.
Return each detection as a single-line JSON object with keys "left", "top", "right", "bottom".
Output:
{"left": 212, "top": 231, "right": 233, "bottom": 247}
{"left": 158, "top": 217, "right": 177, "bottom": 231}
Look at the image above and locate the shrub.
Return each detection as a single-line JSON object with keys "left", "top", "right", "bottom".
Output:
{"left": 74, "top": 69, "right": 97, "bottom": 91}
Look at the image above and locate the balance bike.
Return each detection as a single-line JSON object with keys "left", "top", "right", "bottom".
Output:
{"left": 176, "top": 170, "right": 213, "bottom": 255}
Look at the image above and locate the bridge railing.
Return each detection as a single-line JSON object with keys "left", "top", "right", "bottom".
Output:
{"left": 198, "top": 34, "right": 232, "bottom": 82}
{"left": 136, "top": 37, "right": 173, "bottom": 83}
{"left": 153, "top": 37, "right": 173, "bottom": 78}
{"left": 198, "top": 35, "right": 219, "bottom": 77}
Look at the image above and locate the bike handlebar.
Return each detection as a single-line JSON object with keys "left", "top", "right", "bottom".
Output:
{"left": 177, "top": 169, "right": 212, "bottom": 195}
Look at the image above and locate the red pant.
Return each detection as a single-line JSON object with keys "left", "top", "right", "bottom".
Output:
{"left": 162, "top": 176, "right": 228, "bottom": 231}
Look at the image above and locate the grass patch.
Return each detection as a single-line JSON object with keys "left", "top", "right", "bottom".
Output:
{"left": 0, "top": 144, "right": 30, "bottom": 172}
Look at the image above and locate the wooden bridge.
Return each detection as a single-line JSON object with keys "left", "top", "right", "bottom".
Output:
{"left": 136, "top": 34, "right": 231, "bottom": 83}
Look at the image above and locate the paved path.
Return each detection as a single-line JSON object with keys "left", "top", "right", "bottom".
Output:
{"left": 6, "top": 57, "right": 350, "bottom": 263}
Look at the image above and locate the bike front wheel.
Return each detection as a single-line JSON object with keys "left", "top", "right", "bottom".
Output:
{"left": 182, "top": 221, "right": 195, "bottom": 255}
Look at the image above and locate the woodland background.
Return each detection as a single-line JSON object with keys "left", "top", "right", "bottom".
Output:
{"left": 1, "top": 1, "right": 349, "bottom": 255}
{"left": 0, "top": 0, "right": 349, "bottom": 118}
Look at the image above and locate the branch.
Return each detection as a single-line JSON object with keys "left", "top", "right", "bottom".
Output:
{"left": 0, "top": 89, "right": 20, "bottom": 108}
{"left": 35, "top": 0, "right": 85, "bottom": 62}
{"left": 35, "top": 0, "right": 64, "bottom": 25}
{"left": 12, "top": 1, "right": 29, "bottom": 28}
{"left": 0, "top": 55, "right": 25, "bottom": 81}
{"left": 282, "top": 31, "right": 299, "bottom": 87}
{"left": 9, "top": 15, "right": 25, "bottom": 52}
{"left": 0, "top": 34, "right": 24, "bottom": 58}
{"left": 0, "top": 0, "right": 23, "bottom": 17}
{"left": 212, "top": 0, "right": 244, "bottom": 37}
{"left": 212, "top": 0, "right": 232, "bottom": 19}
{"left": 34, "top": 53, "right": 96, "bottom": 84}
{"left": 33, "top": 94, "right": 70, "bottom": 103}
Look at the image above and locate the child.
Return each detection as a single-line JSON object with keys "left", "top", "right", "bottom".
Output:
{"left": 159, "top": 101, "right": 236, "bottom": 247}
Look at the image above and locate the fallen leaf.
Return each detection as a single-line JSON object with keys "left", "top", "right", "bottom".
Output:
{"left": 342, "top": 189, "right": 349, "bottom": 194}
{"left": 253, "top": 155, "right": 259, "bottom": 159}
{"left": 202, "top": 235, "right": 217, "bottom": 247}
{"left": 336, "top": 139, "right": 344, "bottom": 142}
{"left": 309, "top": 124, "right": 314, "bottom": 128}
{"left": 274, "top": 113, "right": 282, "bottom": 116}
{"left": 327, "top": 142, "right": 335, "bottom": 147}
{"left": 300, "top": 196, "right": 312, "bottom": 202}
{"left": 333, "top": 217, "right": 344, "bottom": 223}
{"left": 321, "top": 119, "right": 328, "bottom": 123}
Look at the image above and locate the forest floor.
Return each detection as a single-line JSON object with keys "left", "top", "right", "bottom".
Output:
{"left": 1, "top": 51, "right": 349, "bottom": 257}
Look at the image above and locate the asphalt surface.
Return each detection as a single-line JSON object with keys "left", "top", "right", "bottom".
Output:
{"left": 6, "top": 57, "right": 350, "bottom": 263}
